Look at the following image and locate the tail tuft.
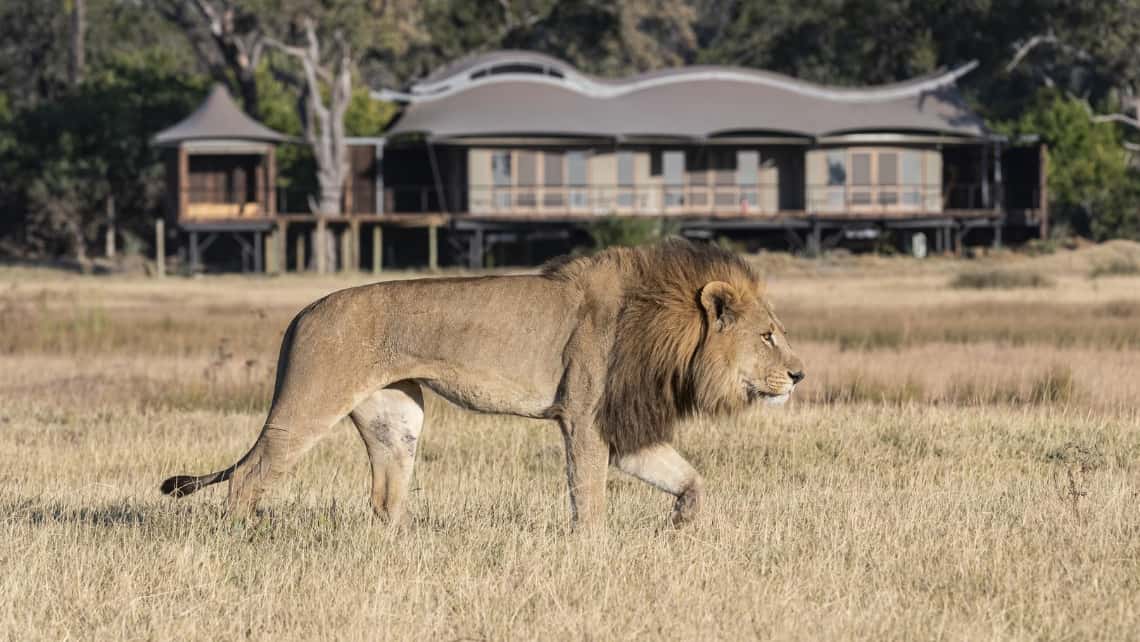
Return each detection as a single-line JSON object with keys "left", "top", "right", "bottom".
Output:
{"left": 161, "top": 475, "right": 202, "bottom": 498}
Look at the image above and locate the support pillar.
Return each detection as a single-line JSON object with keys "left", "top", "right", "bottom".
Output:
{"left": 295, "top": 230, "right": 306, "bottom": 273}
{"left": 992, "top": 219, "right": 1003, "bottom": 249}
{"left": 350, "top": 218, "right": 361, "bottom": 273}
{"left": 372, "top": 225, "right": 383, "bottom": 275}
{"left": 807, "top": 219, "right": 822, "bottom": 257}
{"left": 315, "top": 218, "right": 327, "bottom": 274}
{"left": 954, "top": 224, "right": 965, "bottom": 257}
{"left": 339, "top": 225, "right": 352, "bottom": 273}
{"left": 154, "top": 218, "right": 165, "bottom": 279}
{"left": 254, "top": 231, "right": 264, "bottom": 274}
{"left": 428, "top": 224, "right": 438, "bottom": 271}
{"left": 277, "top": 221, "right": 287, "bottom": 274}
{"left": 189, "top": 230, "right": 200, "bottom": 275}
{"left": 469, "top": 226, "right": 484, "bottom": 270}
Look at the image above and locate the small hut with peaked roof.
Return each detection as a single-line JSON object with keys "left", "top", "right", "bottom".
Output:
{"left": 154, "top": 84, "right": 289, "bottom": 272}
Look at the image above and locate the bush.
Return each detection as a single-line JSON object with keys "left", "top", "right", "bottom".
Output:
{"left": 585, "top": 216, "right": 679, "bottom": 250}
{"left": 949, "top": 268, "right": 1055, "bottom": 289}
{"left": 1089, "top": 255, "right": 1140, "bottom": 279}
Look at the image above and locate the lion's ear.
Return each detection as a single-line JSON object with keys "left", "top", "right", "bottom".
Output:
{"left": 699, "top": 281, "right": 738, "bottom": 332}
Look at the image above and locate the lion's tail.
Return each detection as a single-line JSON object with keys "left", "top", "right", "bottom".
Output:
{"left": 160, "top": 464, "right": 237, "bottom": 498}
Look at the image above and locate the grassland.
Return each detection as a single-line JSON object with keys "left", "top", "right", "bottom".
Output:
{"left": 2, "top": 242, "right": 1140, "bottom": 640}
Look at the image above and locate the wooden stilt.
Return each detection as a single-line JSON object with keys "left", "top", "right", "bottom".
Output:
{"left": 295, "top": 229, "right": 306, "bottom": 273}
{"left": 154, "top": 218, "right": 165, "bottom": 279}
{"left": 350, "top": 218, "right": 361, "bottom": 273}
{"left": 339, "top": 225, "right": 352, "bottom": 273}
{"left": 316, "top": 218, "right": 327, "bottom": 274}
{"left": 372, "top": 225, "right": 382, "bottom": 275}
{"left": 254, "top": 231, "right": 264, "bottom": 273}
{"left": 189, "top": 230, "right": 200, "bottom": 275}
{"left": 428, "top": 224, "right": 438, "bottom": 271}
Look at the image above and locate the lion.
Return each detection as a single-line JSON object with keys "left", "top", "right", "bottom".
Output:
{"left": 161, "top": 239, "right": 805, "bottom": 528}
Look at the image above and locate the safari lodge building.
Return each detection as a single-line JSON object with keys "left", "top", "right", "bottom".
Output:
{"left": 159, "top": 51, "right": 1047, "bottom": 271}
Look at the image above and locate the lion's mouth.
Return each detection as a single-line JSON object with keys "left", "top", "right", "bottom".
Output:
{"left": 745, "top": 380, "right": 792, "bottom": 404}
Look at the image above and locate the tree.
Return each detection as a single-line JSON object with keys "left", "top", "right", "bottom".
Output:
{"left": 153, "top": 0, "right": 268, "bottom": 114}
{"left": 1009, "top": 89, "right": 1138, "bottom": 239}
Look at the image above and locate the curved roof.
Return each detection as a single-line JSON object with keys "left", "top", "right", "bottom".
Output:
{"left": 380, "top": 51, "right": 989, "bottom": 141}
{"left": 154, "top": 84, "right": 290, "bottom": 147}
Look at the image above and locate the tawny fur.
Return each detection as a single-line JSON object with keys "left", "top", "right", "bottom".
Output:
{"left": 161, "top": 239, "right": 805, "bottom": 528}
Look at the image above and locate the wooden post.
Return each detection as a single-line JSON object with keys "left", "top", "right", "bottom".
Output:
{"left": 105, "top": 195, "right": 116, "bottom": 258}
{"left": 992, "top": 218, "right": 1003, "bottom": 249}
{"left": 154, "top": 218, "right": 165, "bottom": 279}
{"left": 315, "top": 218, "right": 327, "bottom": 274}
{"left": 295, "top": 229, "right": 306, "bottom": 273}
{"left": 807, "top": 219, "right": 821, "bottom": 257}
{"left": 1039, "top": 143, "right": 1049, "bottom": 239}
{"left": 339, "top": 225, "right": 352, "bottom": 273}
{"left": 350, "top": 218, "right": 361, "bottom": 273}
{"left": 254, "top": 231, "right": 264, "bottom": 273}
{"left": 428, "top": 223, "right": 438, "bottom": 271}
{"left": 276, "top": 220, "right": 287, "bottom": 274}
{"left": 177, "top": 146, "right": 189, "bottom": 221}
{"left": 189, "top": 230, "right": 200, "bottom": 274}
{"left": 265, "top": 227, "right": 276, "bottom": 274}
{"left": 372, "top": 225, "right": 383, "bottom": 275}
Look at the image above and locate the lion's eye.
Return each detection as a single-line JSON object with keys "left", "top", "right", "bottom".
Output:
{"left": 761, "top": 332, "right": 774, "bottom": 344}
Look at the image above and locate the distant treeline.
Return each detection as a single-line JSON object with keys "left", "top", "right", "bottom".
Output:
{"left": 1, "top": 0, "right": 1138, "bottom": 261}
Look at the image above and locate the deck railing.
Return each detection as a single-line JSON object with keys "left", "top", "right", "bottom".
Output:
{"left": 375, "top": 182, "right": 1034, "bottom": 217}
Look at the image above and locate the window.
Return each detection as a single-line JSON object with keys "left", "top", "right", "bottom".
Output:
{"left": 663, "top": 150, "right": 685, "bottom": 207}
{"left": 492, "top": 151, "right": 511, "bottom": 210}
{"left": 737, "top": 151, "right": 759, "bottom": 208}
{"left": 850, "top": 151, "right": 872, "bottom": 205}
{"left": 567, "top": 151, "right": 588, "bottom": 208}
{"left": 543, "top": 152, "right": 564, "bottom": 208}
{"left": 516, "top": 151, "right": 537, "bottom": 208}
{"left": 901, "top": 150, "right": 923, "bottom": 207}
{"left": 617, "top": 151, "right": 635, "bottom": 208}
{"left": 824, "top": 150, "right": 847, "bottom": 210}
{"left": 877, "top": 151, "right": 898, "bottom": 206}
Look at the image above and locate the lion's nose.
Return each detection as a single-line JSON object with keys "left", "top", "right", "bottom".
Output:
{"left": 789, "top": 371, "right": 805, "bottom": 385}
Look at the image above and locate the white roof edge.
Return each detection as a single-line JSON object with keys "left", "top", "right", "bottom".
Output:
{"left": 384, "top": 59, "right": 980, "bottom": 105}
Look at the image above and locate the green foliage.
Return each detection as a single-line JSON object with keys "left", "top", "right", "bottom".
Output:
{"left": 1008, "top": 89, "right": 1140, "bottom": 241}
{"left": 586, "top": 216, "right": 679, "bottom": 250}
{"left": 1, "top": 48, "right": 207, "bottom": 258}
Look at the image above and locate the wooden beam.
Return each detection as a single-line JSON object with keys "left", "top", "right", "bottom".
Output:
{"left": 154, "top": 218, "right": 165, "bottom": 279}
{"left": 372, "top": 225, "right": 382, "bottom": 275}
{"left": 264, "top": 226, "right": 276, "bottom": 274}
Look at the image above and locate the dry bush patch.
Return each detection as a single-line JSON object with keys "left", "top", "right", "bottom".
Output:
{"left": 2, "top": 259, "right": 1139, "bottom": 640}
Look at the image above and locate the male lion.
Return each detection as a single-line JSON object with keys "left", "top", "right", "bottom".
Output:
{"left": 161, "top": 239, "right": 804, "bottom": 528}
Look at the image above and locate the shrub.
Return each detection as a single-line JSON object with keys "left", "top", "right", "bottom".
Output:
{"left": 586, "top": 216, "right": 679, "bottom": 250}
{"left": 949, "top": 268, "right": 1055, "bottom": 290}
{"left": 1089, "top": 255, "right": 1140, "bottom": 279}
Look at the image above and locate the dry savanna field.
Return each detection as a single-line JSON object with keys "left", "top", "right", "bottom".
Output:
{"left": 2, "top": 241, "right": 1140, "bottom": 640}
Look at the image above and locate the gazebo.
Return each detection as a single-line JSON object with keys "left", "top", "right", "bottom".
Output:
{"left": 154, "top": 84, "right": 289, "bottom": 273}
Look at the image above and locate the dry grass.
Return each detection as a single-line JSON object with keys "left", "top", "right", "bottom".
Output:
{"left": 2, "top": 247, "right": 1140, "bottom": 640}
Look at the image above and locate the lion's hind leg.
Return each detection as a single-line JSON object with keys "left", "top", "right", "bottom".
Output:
{"left": 614, "top": 443, "right": 704, "bottom": 527}
{"left": 349, "top": 381, "right": 425, "bottom": 524}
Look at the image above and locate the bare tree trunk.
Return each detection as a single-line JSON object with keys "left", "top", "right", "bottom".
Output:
{"left": 268, "top": 18, "right": 353, "bottom": 273}
{"left": 69, "top": 0, "right": 86, "bottom": 87}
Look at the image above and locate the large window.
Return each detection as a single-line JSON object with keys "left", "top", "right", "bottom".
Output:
{"left": 811, "top": 147, "right": 935, "bottom": 212}
{"left": 663, "top": 150, "right": 685, "bottom": 207}
{"left": 491, "top": 151, "right": 512, "bottom": 209}
{"left": 567, "top": 151, "right": 588, "bottom": 208}
{"left": 617, "top": 151, "right": 635, "bottom": 208}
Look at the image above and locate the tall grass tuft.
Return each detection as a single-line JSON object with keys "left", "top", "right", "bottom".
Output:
{"left": 950, "top": 268, "right": 1055, "bottom": 289}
